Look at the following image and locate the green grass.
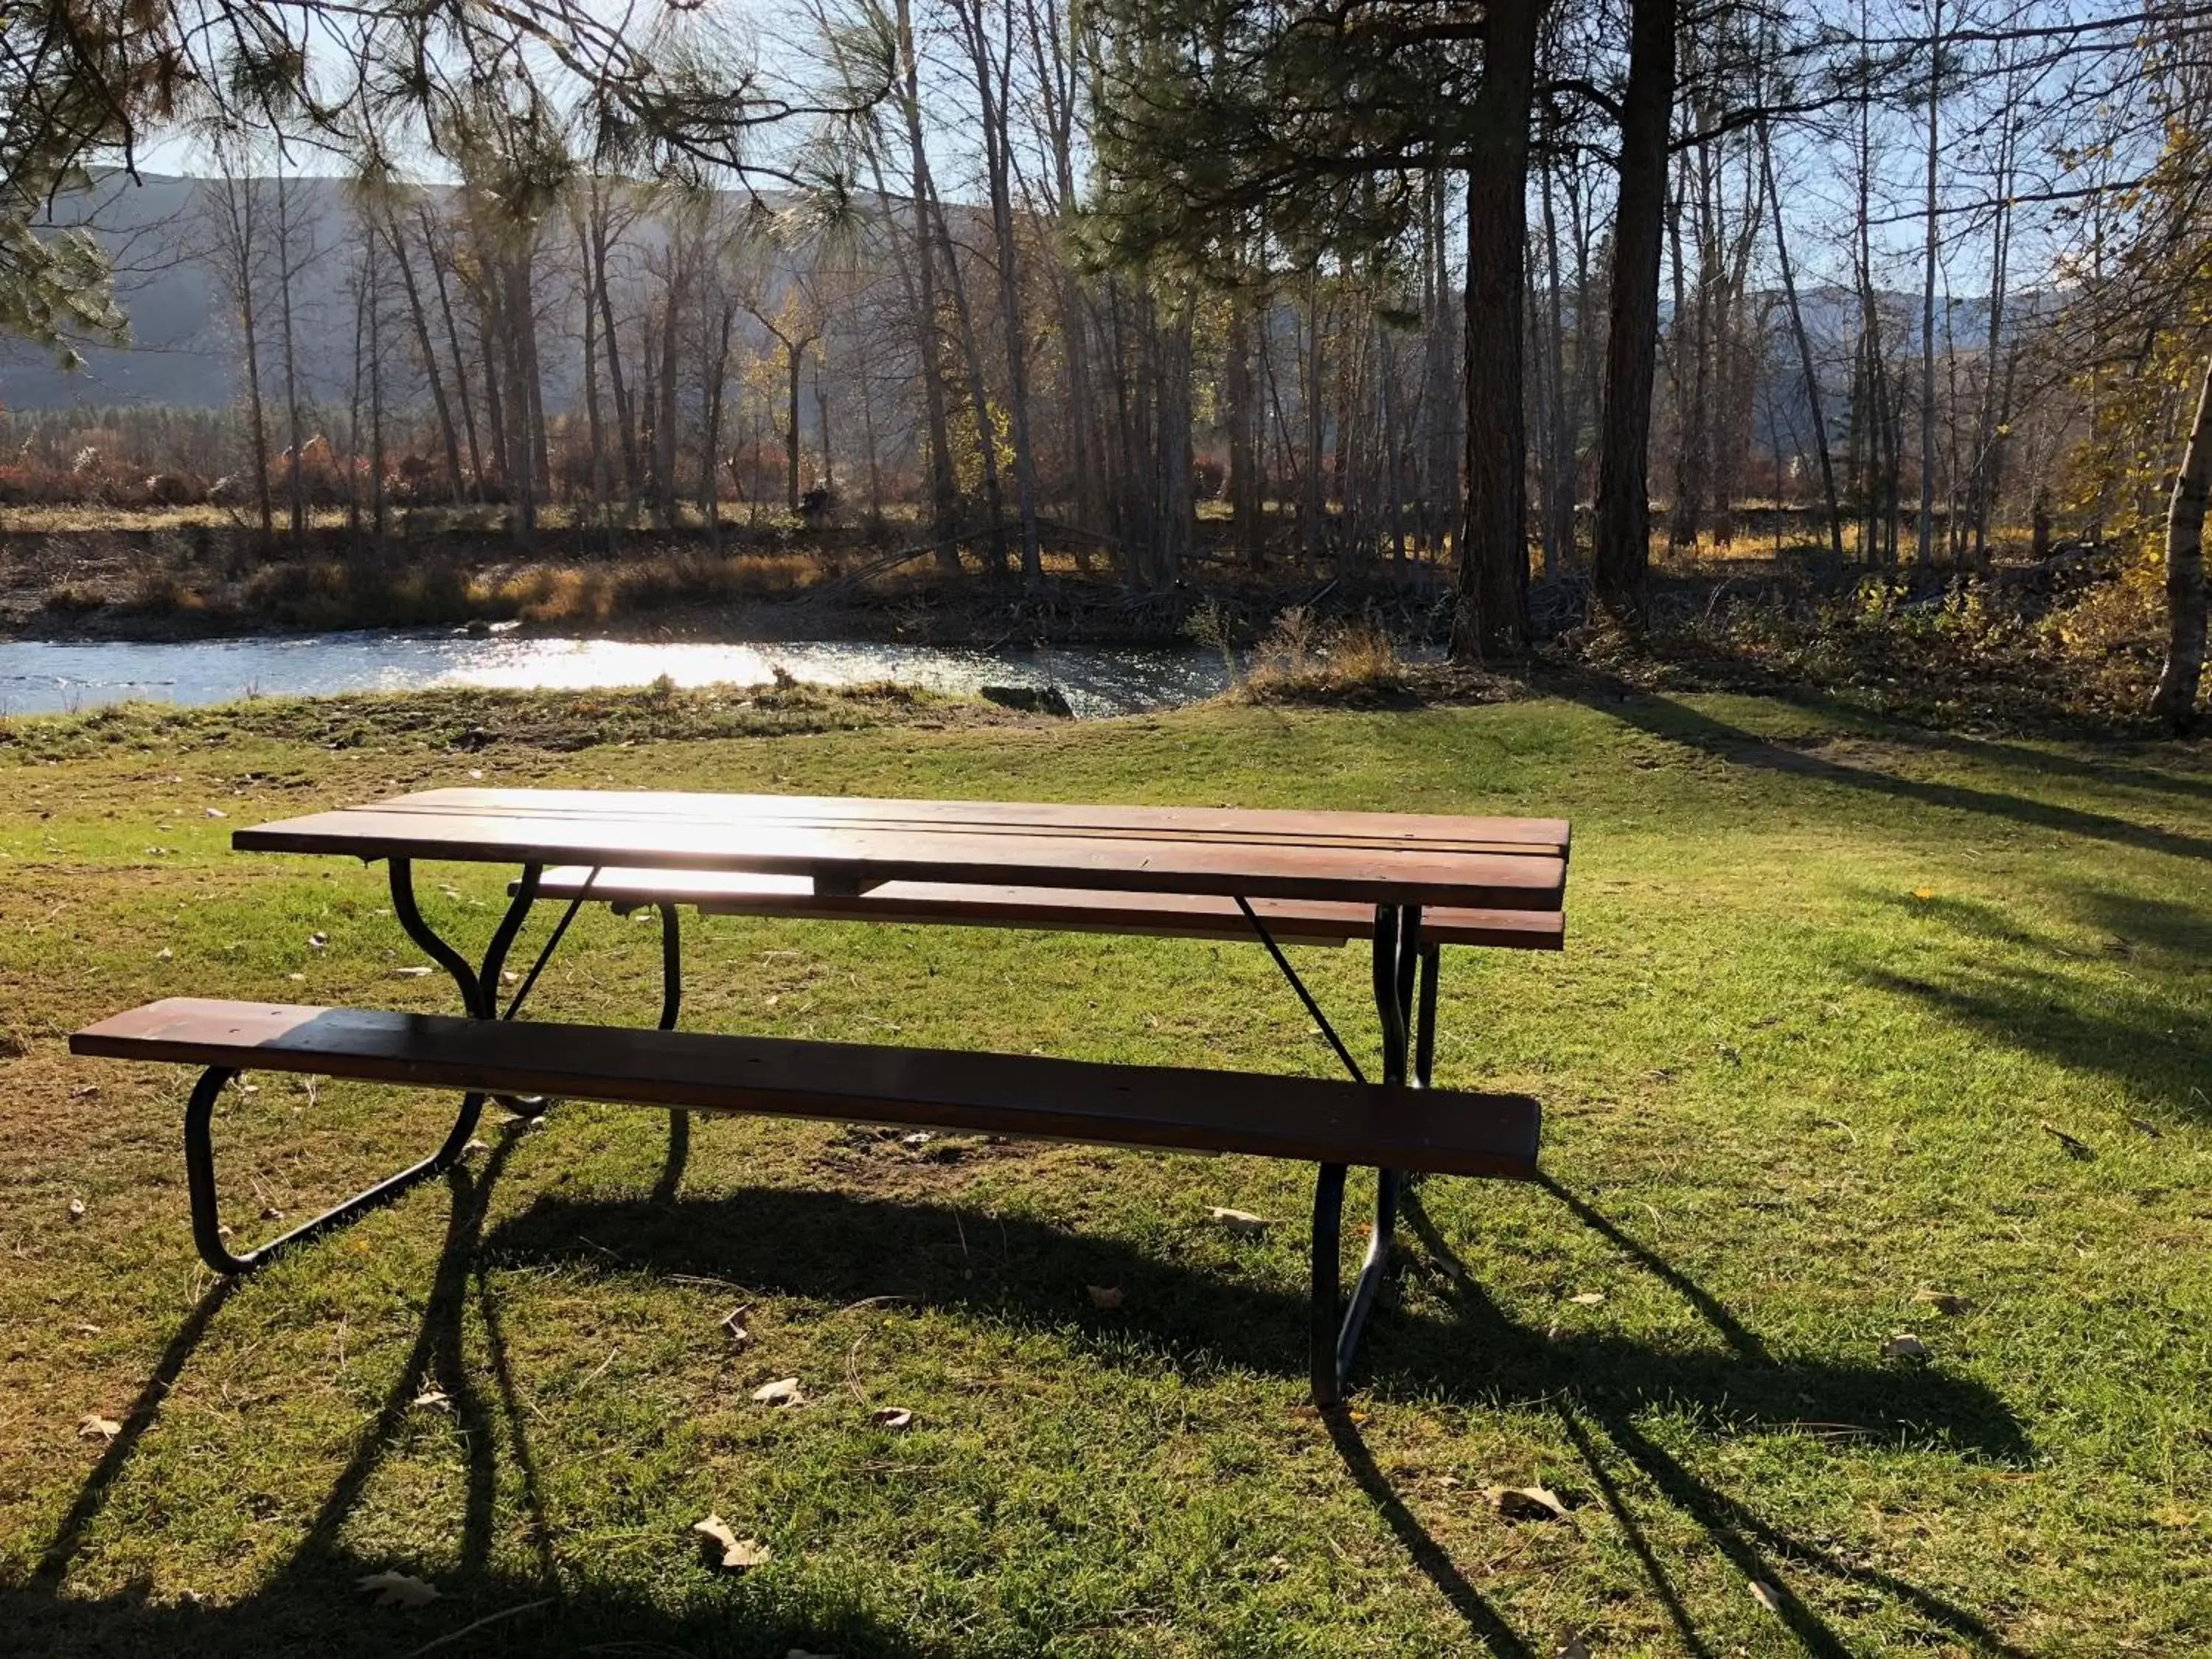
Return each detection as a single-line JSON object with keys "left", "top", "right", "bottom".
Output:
{"left": 1, "top": 686, "right": 2208, "bottom": 1656}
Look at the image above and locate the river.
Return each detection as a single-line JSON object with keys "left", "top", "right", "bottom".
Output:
{"left": 0, "top": 630, "right": 1239, "bottom": 720}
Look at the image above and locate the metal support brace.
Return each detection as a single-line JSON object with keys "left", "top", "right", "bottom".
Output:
{"left": 184, "top": 1063, "right": 485, "bottom": 1276}
{"left": 180, "top": 858, "right": 588, "bottom": 1276}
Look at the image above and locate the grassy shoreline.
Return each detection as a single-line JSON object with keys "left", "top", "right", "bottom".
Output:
{"left": 3, "top": 689, "right": 2208, "bottom": 1655}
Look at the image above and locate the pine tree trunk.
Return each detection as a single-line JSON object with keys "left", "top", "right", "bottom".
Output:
{"left": 1593, "top": 0, "right": 1675, "bottom": 625}
{"left": 1452, "top": 0, "right": 1540, "bottom": 659}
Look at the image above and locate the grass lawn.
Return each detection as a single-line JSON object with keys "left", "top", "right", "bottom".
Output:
{"left": 1, "top": 684, "right": 2208, "bottom": 1657}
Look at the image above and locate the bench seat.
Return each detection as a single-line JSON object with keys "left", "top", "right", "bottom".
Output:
{"left": 73, "top": 998, "right": 1543, "bottom": 1178}
{"left": 525, "top": 866, "right": 1566, "bottom": 950}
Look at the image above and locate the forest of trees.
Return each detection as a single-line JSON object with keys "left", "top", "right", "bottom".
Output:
{"left": 4, "top": 0, "right": 2211, "bottom": 716}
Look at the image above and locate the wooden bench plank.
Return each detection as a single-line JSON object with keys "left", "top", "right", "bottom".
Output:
{"left": 234, "top": 790, "right": 1569, "bottom": 910}
{"left": 524, "top": 867, "right": 1566, "bottom": 950}
{"left": 73, "top": 999, "right": 1543, "bottom": 1180}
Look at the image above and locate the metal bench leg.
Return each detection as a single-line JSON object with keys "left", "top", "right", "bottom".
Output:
{"left": 1311, "top": 1163, "right": 1402, "bottom": 1408}
{"left": 184, "top": 1064, "right": 487, "bottom": 1276}
{"left": 654, "top": 903, "right": 689, "bottom": 1197}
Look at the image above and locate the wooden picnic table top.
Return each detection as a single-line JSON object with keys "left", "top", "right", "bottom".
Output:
{"left": 234, "top": 788, "right": 1571, "bottom": 910}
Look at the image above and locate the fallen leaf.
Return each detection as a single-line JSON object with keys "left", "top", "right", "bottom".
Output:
{"left": 1566, "top": 1291, "right": 1605, "bottom": 1307}
{"left": 722, "top": 1308, "right": 753, "bottom": 1348}
{"left": 71, "top": 1084, "right": 98, "bottom": 1099}
{"left": 259, "top": 1205, "right": 284, "bottom": 1220}
{"left": 1085, "top": 1285, "right": 1125, "bottom": 1310}
{"left": 356, "top": 1570, "right": 439, "bottom": 1608}
{"left": 2042, "top": 1122, "right": 2093, "bottom": 1160}
{"left": 869, "top": 1406, "right": 914, "bottom": 1431}
{"left": 77, "top": 1413, "right": 122, "bottom": 1441}
{"left": 204, "top": 807, "right": 227, "bottom": 819}
{"left": 411, "top": 1388, "right": 451, "bottom": 1412}
{"left": 1913, "top": 1290, "right": 1974, "bottom": 1317}
{"left": 1911, "top": 888, "right": 1934, "bottom": 900}
{"left": 751, "top": 1377, "right": 804, "bottom": 1406}
{"left": 467, "top": 768, "right": 484, "bottom": 780}
{"left": 392, "top": 965, "right": 434, "bottom": 979}
{"left": 67, "top": 1197, "right": 85, "bottom": 1220}
{"left": 286, "top": 973, "right": 307, "bottom": 984}
{"left": 307, "top": 932, "right": 327, "bottom": 948}
{"left": 1644, "top": 1068, "right": 1676, "bottom": 1083}
{"left": 1208, "top": 1206, "right": 1273, "bottom": 1235}
{"left": 1882, "top": 1333, "right": 1930, "bottom": 1360}
{"left": 693, "top": 1514, "right": 771, "bottom": 1571}
{"left": 1750, "top": 1579, "right": 1781, "bottom": 1613}
{"left": 155, "top": 947, "right": 173, "bottom": 961}
{"left": 1488, "top": 1485, "right": 1570, "bottom": 1522}
{"left": 463, "top": 1138, "right": 489, "bottom": 1155}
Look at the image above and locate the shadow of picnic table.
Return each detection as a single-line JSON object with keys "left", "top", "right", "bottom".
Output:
{"left": 13, "top": 1150, "right": 2034, "bottom": 1658}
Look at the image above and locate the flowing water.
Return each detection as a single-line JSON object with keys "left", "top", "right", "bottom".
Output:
{"left": 0, "top": 630, "right": 1239, "bottom": 720}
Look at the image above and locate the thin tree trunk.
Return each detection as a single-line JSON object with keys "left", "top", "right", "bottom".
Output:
{"left": 2152, "top": 353, "right": 2212, "bottom": 727}
{"left": 1759, "top": 121, "right": 1843, "bottom": 563}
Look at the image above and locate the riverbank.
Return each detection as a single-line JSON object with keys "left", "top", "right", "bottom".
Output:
{"left": 3, "top": 691, "right": 2208, "bottom": 1655}
{"left": 0, "top": 518, "right": 1451, "bottom": 647}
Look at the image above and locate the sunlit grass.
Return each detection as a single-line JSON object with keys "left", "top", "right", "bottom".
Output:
{"left": 1, "top": 689, "right": 2208, "bottom": 1655}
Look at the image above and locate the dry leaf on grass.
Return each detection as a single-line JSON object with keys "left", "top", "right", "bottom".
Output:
{"left": 1487, "top": 1485, "right": 1570, "bottom": 1522}
{"left": 307, "top": 932, "right": 327, "bottom": 949}
{"left": 1566, "top": 1291, "right": 1605, "bottom": 1307}
{"left": 693, "top": 1514, "right": 772, "bottom": 1571}
{"left": 356, "top": 1570, "right": 439, "bottom": 1608}
{"left": 411, "top": 1388, "right": 451, "bottom": 1413}
{"left": 723, "top": 1308, "right": 753, "bottom": 1348}
{"left": 392, "top": 965, "right": 433, "bottom": 979}
{"left": 71, "top": 1085, "right": 98, "bottom": 1099}
{"left": 1913, "top": 1290, "right": 1974, "bottom": 1317}
{"left": 66, "top": 1198, "right": 85, "bottom": 1221}
{"left": 1208, "top": 1207, "right": 1273, "bottom": 1235}
{"left": 1881, "top": 1333, "right": 1930, "bottom": 1360}
{"left": 1749, "top": 1579, "right": 1781, "bottom": 1613}
{"left": 204, "top": 807, "right": 227, "bottom": 819}
{"left": 77, "top": 1413, "right": 122, "bottom": 1441}
{"left": 751, "top": 1377, "right": 805, "bottom": 1406}
{"left": 155, "top": 947, "right": 173, "bottom": 961}
{"left": 1085, "top": 1285, "right": 1125, "bottom": 1310}
{"left": 2042, "top": 1122, "right": 2094, "bottom": 1160}
{"left": 869, "top": 1407, "right": 914, "bottom": 1431}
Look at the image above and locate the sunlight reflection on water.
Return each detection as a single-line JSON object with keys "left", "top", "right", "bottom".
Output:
{"left": 0, "top": 631, "right": 1237, "bottom": 719}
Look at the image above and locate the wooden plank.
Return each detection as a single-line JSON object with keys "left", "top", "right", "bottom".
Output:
{"left": 526, "top": 867, "right": 1565, "bottom": 950}
{"left": 262, "top": 789, "right": 1571, "bottom": 853}
{"left": 73, "top": 1000, "right": 1542, "bottom": 1180}
{"left": 234, "top": 790, "right": 1569, "bottom": 911}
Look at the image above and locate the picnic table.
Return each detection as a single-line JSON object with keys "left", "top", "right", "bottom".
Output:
{"left": 74, "top": 788, "right": 1569, "bottom": 1405}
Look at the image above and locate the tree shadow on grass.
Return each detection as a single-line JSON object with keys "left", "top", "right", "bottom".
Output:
{"left": 1554, "top": 676, "right": 2212, "bottom": 863}
{"left": 1857, "top": 888, "right": 2211, "bottom": 1116}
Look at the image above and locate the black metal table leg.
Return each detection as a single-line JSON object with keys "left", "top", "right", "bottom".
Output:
{"left": 1309, "top": 904, "right": 1427, "bottom": 1406}
{"left": 655, "top": 903, "right": 689, "bottom": 1194}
